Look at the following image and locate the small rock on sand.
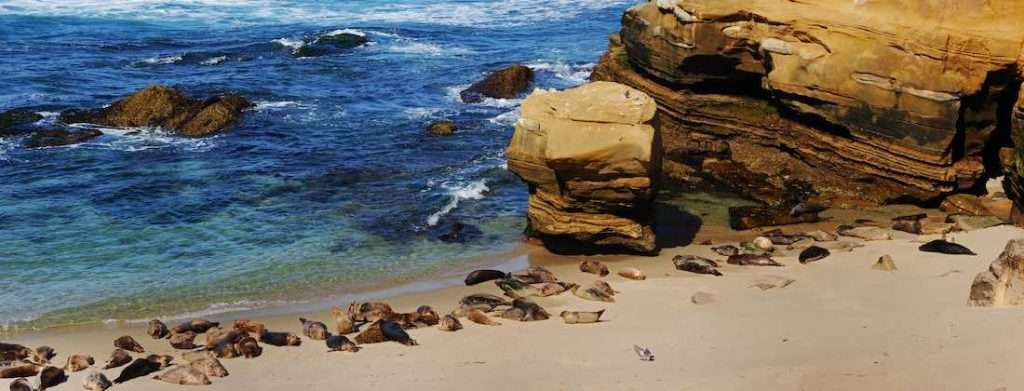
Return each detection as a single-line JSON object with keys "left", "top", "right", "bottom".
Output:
{"left": 690, "top": 291, "right": 717, "bottom": 305}
{"left": 873, "top": 255, "right": 897, "bottom": 271}
{"left": 750, "top": 276, "right": 795, "bottom": 291}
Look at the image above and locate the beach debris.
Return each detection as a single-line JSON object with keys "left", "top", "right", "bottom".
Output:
{"left": 873, "top": 255, "right": 897, "bottom": 271}
{"left": 259, "top": 331, "right": 302, "bottom": 347}
{"left": 728, "top": 254, "right": 784, "bottom": 267}
{"left": 0, "top": 362, "right": 41, "bottom": 379}
{"left": 837, "top": 225, "right": 892, "bottom": 241}
{"left": 83, "top": 371, "right": 112, "bottom": 391}
{"left": 169, "top": 331, "right": 199, "bottom": 350}
{"left": 326, "top": 335, "right": 361, "bottom": 353}
{"left": 539, "top": 282, "right": 577, "bottom": 297}
{"left": 113, "top": 336, "right": 145, "bottom": 354}
{"left": 464, "top": 269, "right": 507, "bottom": 286}
{"left": 34, "top": 347, "right": 55, "bottom": 364}
{"left": 237, "top": 336, "right": 262, "bottom": 358}
{"left": 65, "top": 353, "right": 94, "bottom": 372}
{"left": 690, "top": 291, "right": 718, "bottom": 305}
{"left": 465, "top": 309, "right": 502, "bottom": 326}
{"left": 113, "top": 359, "right": 161, "bottom": 384}
{"left": 101, "top": 349, "right": 132, "bottom": 370}
{"left": 495, "top": 277, "right": 542, "bottom": 299}
{"left": 437, "top": 315, "right": 463, "bottom": 332}
{"left": 673, "top": 255, "right": 723, "bottom": 276}
{"left": 919, "top": 239, "right": 976, "bottom": 255}
{"left": 299, "top": 318, "right": 331, "bottom": 341}
{"left": 805, "top": 230, "right": 838, "bottom": 242}
{"left": 147, "top": 319, "right": 169, "bottom": 339}
{"left": 750, "top": 276, "right": 796, "bottom": 290}
{"left": 618, "top": 267, "right": 647, "bottom": 280}
{"left": 233, "top": 319, "right": 266, "bottom": 337}
{"left": 711, "top": 245, "right": 740, "bottom": 257}
{"left": 153, "top": 365, "right": 211, "bottom": 386}
{"left": 970, "top": 239, "right": 1024, "bottom": 306}
{"left": 633, "top": 345, "right": 655, "bottom": 362}
{"left": 171, "top": 319, "right": 220, "bottom": 335}
{"left": 570, "top": 284, "right": 616, "bottom": 303}
{"left": 8, "top": 378, "right": 33, "bottom": 391}
{"left": 799, "top": 246, "right": 831, "bottom": 264}
{"left": 579, "top": 260, "right": 610, "bottom": 276}
{"left": 512, "top": 266, "right": 558, "bottom": 284}
{"left": 560, "top": 310, "right": 605, "bottom": 324}
{"left": 188, "top": 356, "right": 229, "bottom": 378}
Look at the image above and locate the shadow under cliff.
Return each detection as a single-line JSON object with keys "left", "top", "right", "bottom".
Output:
{"left": 654, "top": 201, "right": 702, "bottom": 249}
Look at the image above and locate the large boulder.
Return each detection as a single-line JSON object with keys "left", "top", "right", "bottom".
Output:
{"left": 460, "top": 65, "right": 534, "bottom": 103}
{"left": 592, "top": 0, "right": 1024, "bottom": 208}
{"left": 969, "top": 239, "right": 1024, "bottom": 306}
{"left": 506, "top": 81, "right": 660, "bottom": 254}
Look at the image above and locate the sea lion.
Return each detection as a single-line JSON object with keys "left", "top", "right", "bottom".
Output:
{"left": 330, "top": 307, "right": 359, "bottom": 335}
{"left": 762, "top": 230, "right": 809, "bottom": 245}
{"left": 495, "top": 277, "right": 541, "bottom": 299}
{"left": 512, "top": 266, "right": 558, "bottom": 284}
{"left": 325, "top": 335, "right": 361, "bottom": 352}
{"left": 34, "top": 347, "right": 55, "bottom": 364}
{"left": 752, "top": 237, "right": 774, "bottom": 251}
{"left": 873, "top": 255, "right": 897, "bottom": 271}
{"left": 464, "top": 269, "right": 507, "bottom": 286}
{"left": 212, "top": 341, "right": 240, "bottom": 359}
{"left": 113, "top": 336, "right": 145, "bottom": 353}
{"left": 299, "top": 318, "right": 331, "bottom": 341}
{"left": 919, "top": 240, "right": 976, "bottom": 255}
{"left": 560, "top": 310, "right": 604, "bottom": 324}
{"left": 169, "top": 331, "right": 198, "bottom": 350}
{"left": 579, "top": 260, "right": 609, "bottom": 276}
{"left": 237, "top": 337, "right": 262, "bottom": 358}
{"left": 891, "top": 214, "right": 926, "bottom": 234}
{"left": 673, "top": 255, "right": 722, "bottom": 276}
{"left": 153, "top": 365, "right": 211, "bottom": 386}
{"left": 0, "top": 343, "right": 35, "bottom": 362}
{"left": 39, "top": 366, "right": 66, "bottom": 390}
{"left": 618, "top": 267, "right": 646, "bottom": 280}
{"left": 837, "top": 225, "right": 892, "bottom": 241}
{"left": 147, "top": 319, "right": 169, "bottom": 339}
{"left": 799, "top": 246, "right": 831, "bottom": 264}
{"left": 171, "top": 319, "right": 220, "bottom": 335}
{"left": 259, "top": 331, "right": 301, "bottom": 347}
{"left": 0, "top": 362, "right": 40, "bottom": 379}
{"left": 805, "top": 230, "right": 838, "bottom": 242}
{"left": 727, "top": 254, "right": 784, "bottom": 267}
{"left": 590, "top": 280, "right": 619, "bottom": 297}
{"left": 146, "top": 354, "right": 173, "bottom": 369}
{"left": 101, "top": 349, "right": 131, "bottom": 369}
{"left": 233, "top": 319, "right": 266, "bottom": 337}
{"left": 500, "top": 307, "right": 525, "bottom": 321}
{"left": 9, "top": 378, "right": 32, "bottom": 391}
{"left": 786, "top": 238, "right": 816, "bottom": 250}
{"left": 413, "top": 305, "right": 441, "bottom": 327}
{"left": 381, "top": 321, "right": 417, "bottom": 346}
{"left": 509, "top": 298, "right": 550, "bottom": 322}
{"left": 65, "top": 353, "right": 94, "bottom": 372}
{"left": 711, "top": 245, "right": 739, "bottom": 257}
{"left": 539, "top": 282, "right": 576, "bottom": 297}
{"left": 206, "top": 329, "right": 245, "bottom": 350}
{"left": 189, "top": 357, "right": 228, "bottom": 378}
{"left": 570, "top": 285, "right": 615, "bottom": 303}
{"left": 347, "top": 302, "right": 395, "bottom": 322}
{"left": 790, "top": 202, "right": 827, "bottom": 217}
{"left": 458, "top": 294, "right": 510, "bottom": 312}
{"left": 437, "top": 315, "right": 463, "bottom": 332}
{"left": 82, "top": 371, "right": 112, "bottom": 391}
{"left": 826, "top": 241, "right": 865, "bottom": 253}
{"left": 466, "top": 309, "right": 501, "bottom": 326}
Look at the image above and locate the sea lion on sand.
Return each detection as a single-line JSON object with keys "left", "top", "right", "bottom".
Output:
{"left": 590, "top": 280, "right": 618, "bottom": 296}
{"left": 347, "top": 302, "right": 395, "bottom": 322}
{"left": 237, "top": 337, "right": 262, "bottom": 358}
{"left": 805, "top": 230, "right": 838, "bottom": 242}
{"left": 330, "top": 307, "right": 359, "bottom": 335}
{"left": 837, "top": 225, "right": 892, "bottom": 241}
{"left": 0, "top": 343, "right": 36, "bottom": 363}
{"left": 458, "top": 294, "right": 510, "bottom": 312}
{"left": 147, "top": 319, "right": 169, "bottom": 339}
{"left": 495, "top": 277, "right": 541, "bottom": 299}
{"left": 711, "top": 245, "right": 739, "bottom": 257}
{"left": 673, "top": 255, "right": 723, "bottom": 276}
{"left": 299, "top": 318, "right": 331, "bottom": 340}
{"left": 508, "top": 299, "right": 550, "bottom": 322}
{"left": 618, "top": 267, "right": 646, "bottom": 280}
{"left": 570, "top": 285, "right": 615, "bottom": 303}
{"left": 189, "top": 357, "right": 228, "bottom": 378}
{"left": 560, "top": 310, "right": 604, "bottom": 324}
{"left": 65, "top": 354, "right": 94, "bottom": 372}
{"left": 512, "top": 266, "right": 557, "bottom": 284}
{"left": 233, "top": 320, "right": 266, "bottom": 337}
{"left": 579, "top": 260, "right": 609, "bottom": 276}
{"left": 437, "top": 315, "right": 463, "bottom": 332}
{"left": 206, "top": 329, "right": 246, "bottom": 350}
{"left": 326, "top": 335, "right": 361, "bottom": 352}
{"left": 464, "top": 269, "right": 508, "bottom": 286}
{"left": 82, "top": 371, "right": 112, "bottom": 391}
{"left": 9, "top": 378, "right": 32, "bottom": 391}
{"left": 154, "top": 365, "right": 211, "bottom": 386}
{"left": 919, "top": 240, "right": 976, "bottom": 255}
{"left": 799, "top": 246, "right": 831, "bottom": 264}
{"left": 752, "top": 237, "right": 774, "bottom": 251}
{"left": 0, "top": 362, "right": 40, "bottom": 379}
{"left": 539, "top": 282, "right": 576, "bottom": 297}
{"left": 727, "top": 254, "right": 784, "bottom": 267}
{"left": 169, "top": 331, "right": 198, "bottom": 350}
{"left": 113, "top": 359, "right": 161, "bottom": 384}
{"left": 413, "top": 305, "right": 440, "bottom": 327}
{"left": 171, "top": 319, "right": 220, "bottom": 335}
{"left": 146, "top": 354, "right": 173, "bottom": 369}
{"left": 259, "top": 332, "right": 302, "bottom": 347}
{"left": 500, "top": 307, "right": 525, "bottom": 320}
{"left": 891, "top": 214, "right": 926, "bottom": 234}
{"left": 34, "top": 347, "right": 55, "bottom": 364}
{"left": 466, "top": 309, "right": 501, "bottom": 326}
{"left": 39, "top": 366, "right": 66, "bottom": 390}
{"left": 381, "top": 321, "right": 417, "bottom": 346}
{"left": 113, "top": 336, "right": 145, "bottom": 353}
{"left": 102, "top": 349, "right": 131, "bottom": 369}
{"left": 212, "top": 342, "right": 240, "bottom": 359}
{"left": 762, "top": 230, "right": 809, "bottom": 245}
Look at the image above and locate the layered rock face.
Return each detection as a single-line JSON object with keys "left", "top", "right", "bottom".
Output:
{"left": 593, "top": 0, "right": 1024, "bottom": 207}
{"left": 506, "top": 81, "right": 660, "bottom": 254}
{"left": 969, "top": 239, "right": 1024, "bottom": 306}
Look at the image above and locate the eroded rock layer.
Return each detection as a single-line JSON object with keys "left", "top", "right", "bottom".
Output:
{"left": 593, "top": 0, "right": 1024, "bottom": 207}
{"left": 969, "top": 239, "right": 1024, "bottom": 307}
{"left": 507, "top": 81, "right": 660, "bottom": 254}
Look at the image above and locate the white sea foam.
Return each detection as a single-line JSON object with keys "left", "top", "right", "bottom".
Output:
{"left": 527, "top": 61, "right": 595, "bottom": 85}
{"left": 488, "top": 110, "right": 520, "bottom": 126}
{"left": 324, "top": 28, "right": 366, "bottom": 37}
{"left": 200, "top": 55, "right": 227, "bottom": 65}
{"left": 74, "top": 125, "right": 217, "bottom": 152}
{"left": 385, "top": 39, "right": 471, "bottom": 56}
{"left": 138, "top": 54, "right": 182, "bottom": 65}
{"left": 403, "top": 107, "right": 442, "bottom": 120}
{"left": 253, "top": 100, "right": 303, "bottom": 110}
{"left": 445, "top": 84, "right": 524, "bottom": 108}
{"left": 427, "top": 179, "right": 489, "bottom": 226}
{"left": 271, "top": 37, "right": 305, "bottom": 54}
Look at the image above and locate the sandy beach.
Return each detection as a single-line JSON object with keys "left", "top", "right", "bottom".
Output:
{"left": 5, "top": 221, "right": 1024, "bottom": 391}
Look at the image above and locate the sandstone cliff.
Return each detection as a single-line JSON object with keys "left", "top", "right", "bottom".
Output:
{"left": 593, "top": 0, "right": 1024, "bottom": 209}
{"left": 506, "top": 82, "right": 660, "bottom": 254}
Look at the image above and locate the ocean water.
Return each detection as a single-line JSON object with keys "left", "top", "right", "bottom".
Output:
{"left": 0, "top": 0, "right": 634, "bottom": 330}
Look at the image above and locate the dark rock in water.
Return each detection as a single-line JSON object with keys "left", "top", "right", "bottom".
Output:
{"left": 434, "top": 220, "right": 482, "bottom": 243}
{"left": 464, "top": 269, "right": 506, "bottom": 286}
{"left": 0, "top": 108, "right": 42, "bottom": 135}
{"left": 59, "top": 108, "right": 103, "bottom": 125}
{"left": 317, "top": 32, "right": 368, "bottom": 48}
{"left": 460, "top": 64, "right": 534, "bottom": 103}
{"left": 427, "top": 121, "right": 457, "bottom": 136}
{"left": 24, "top": 128, "right": 103, "bottom": 148}
{"left": 729, "top": 206, "right": 820, "bottom": 230}
{"left": 919, "top": 240, "right": 976, "bottom": 255}
{"left": 799, "top": 246, "right": 831, "bottom": 264}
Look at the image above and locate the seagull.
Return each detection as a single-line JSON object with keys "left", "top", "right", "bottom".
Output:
{"left": 634, "top": 345, "right": 655, "bottom": 362}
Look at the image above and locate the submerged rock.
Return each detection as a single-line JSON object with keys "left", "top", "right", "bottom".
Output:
{"left": 427, "top": 121, "right": 457, "bottom": 136}
{"left": 294, "top": 32, "right": 369, "bottom": 58}
{"left": 24, "top": 128, "right": 103, "bottom": 148}
{"left": 969, "top": 239, "right": 1024, "bottom": 306}
{"left": 460, "top": 64, "right": 534, "bottom": 103}
{"left": 0, "top": 108, "right": 42, "bottom": 135}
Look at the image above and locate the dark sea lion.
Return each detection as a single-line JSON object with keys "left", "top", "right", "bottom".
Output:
{"left": 570, "top": 285, "right": 615, "bottom": 303}
{"left": 189, "top": 357, "right": 228, "bottom": 378}
{"left": 919, "top": 240, "right": 976, "bottom": 255}
{"left": 437, "top": 314, "right": 463, "bottom": 332}
{"left": 353, "top": 321, "right": 386, "bottom": 344}
{"left": 381, "top": 321, "right": 418, "bottom": 346}
{"left": 790, "top": 202, "right": 828, "bottom": 217}
{"left": 458, "top": 294, "right": 511, "bottom": 312}
{"left": 495, "top": 277, "right": 541, "bottom": 299}
{"left": 169, "top": 331, "right": 198, "bottom": 350}
{"left": 212, "top": 342, "right": 240, "bottom": 359}
{"left": 237, "top": 336, "right": 262, "bottom": 358}
{"left": 171, "top": 319, "right": 220, "bottom": 335}
{"left": 799, "top": 246, "right": 831, "bottom": 264}
{"left": 299, "top": 318, "right": 331, "bottom": 340}
{"left": 579, "top": 260, "right": 609, "bottom": 276}
{"left": 466, "top": 309, "right": 501, "bottom": 326}
{"left": 82, "top": 371, "right": 112, "bottom": 391}
{"left": 9, "top": 378, "right": 32, "bottom": 391}
{"left": 206, "top": 329, "right": 246, "bottom": 350}
{"left": 673, "top": 255, "right": 722, "bottom": 276}
{"left": 539, "top": 282, "right": 576, "bottom": 297}
{"left": 464, "top": 269, "right": 507, "bottom": 286}
{"left": 500, "top": 307, "right": 525, "bottom": 320}
{"left": 618, "top": 267, "right": 646, "bottom": 280}
{"left": 65, "top": 353, "right": 94, "bottom": 372}
{"left": 413, "top": 305, "right": 441, "bottom": 327}
{"left": 727, "top": 254, "right": 784, "bottom": 267}
{"left": 711, "top": 245, "right": 739, "bottom": 257}
{"left": 154, "top": 365, "right": 211, "bottom": 386}
{"left": 147, "top": 319, "right": 169, "bottom": 339}
{"left": 34, "top": 347, "right": 55, "bottom": 364}
{"left": 102, "top": 349, "right": 132, "bottom": 369}
{"left": 113, "top": 336, "right": 145, "bottom": 353}
{"left": 560, "top": 310, "right": 604, "bottom": 324}
{"left": 0, "top": 362, "right": 40, "bottom": 379}
{"left": 509, "top": 298, "right": 550, "bottom": 322}
{"left": 512, "top": 266, "right": 558, "bottom": 284}
{"left": 39, "top": 366, "right": 66, "bottom": 390}
{"left": 0, "top": 343, "right": 35, "bottom": 362}
{"left": 347, "top": 302, "right": 395, "bottom": 322}
{"left": 330, "top": 307, "right": 358, "bottom": 335}
{"left": 762, "top": 230, "right": 810, "bottom": 245}
{"left": 146, "top": 354, "right": 173, "bottom": 369}
{"left": 326, "top": 335, "right": 361, "bottom": 353}
{"left": 233, "top": 319, "right": 266, "bottom": 337}
{"left": 259, "top": 331, "right": 302, "bottom": 347}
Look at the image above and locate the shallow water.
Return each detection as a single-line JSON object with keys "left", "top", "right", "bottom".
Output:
{"left": 0, "top": 0, "right": 634, "bottom": 330}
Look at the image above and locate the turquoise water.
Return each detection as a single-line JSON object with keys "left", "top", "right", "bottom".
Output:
{"left": 0, "top": 0, "right": 634, "bottom": 329}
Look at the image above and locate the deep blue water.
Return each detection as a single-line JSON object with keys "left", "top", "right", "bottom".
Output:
{"left": 0, "top": 0, "right": 634, "bottom": 329}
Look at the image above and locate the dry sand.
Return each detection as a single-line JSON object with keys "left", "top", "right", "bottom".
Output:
{"left": 4, "top": 224, "right": 1024, "bottom": 391}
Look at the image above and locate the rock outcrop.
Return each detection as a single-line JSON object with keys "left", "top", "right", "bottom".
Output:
{"left": 461, "top": 65, "right": 534, "bottom": 103}
{"left": 506, "top": 81, "right": 660, "bottom": 254}
{"left": 294, "top": 32, "right": 369, "bottom": 58}
{"left": 0, "top": 108, "right": 42, "bottom": 136}
{"left": 24, "top": 129, "right": 103, "bottom": 149}
{"left": 593, "top": 0, "right": 1024, "bottom": 208}
{"left": 969, "top": 239, "right": 1024, "bottom": 306}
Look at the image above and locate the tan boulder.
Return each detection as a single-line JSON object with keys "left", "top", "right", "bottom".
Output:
{"left": 969, "top": 239, "right": 1024, "bottom": 306}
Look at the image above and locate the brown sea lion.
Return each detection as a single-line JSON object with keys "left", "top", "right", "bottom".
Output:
{"left": 727, "top": 254, "right": 784, "bottom": 267}
{"left": 539, "top": 282, "right": 576, "bottom": 297}
{"left": 673, "top": 255, "right": 723, "bottom": 276}
{"left": 347, "top": 302, "right": 395, "bottom": 322}
{"left": 113, "top": 358, "right": 161, "bottom": 384}
{"left": 500, "top": 307, "right": 525, "bottom": 320}
{"left": 259, "top": 331, "right": 302, "bottom": 347}
{"left": 189, "top": 357, "right": 228, "bottom": 378}
{"left": 579, "top": 260, "right": 609, "bottom": 276}
{"left": 181, "top": 350, "right": 214, "bottom": 363}
{"left": 560, "top": 310, "right": 605, "bottom": 324}
{"left": 618, "top": 267, "right": 646, "bottom": 280}
{"left": 591, "top": 280, "right": 618, "bottom": 296}
{"left": 494, "top": 277, "right": 541, "bottom": 299}
{"left": 330, "top": 307, "right": 359, "bottom": 335}
{"left": 170, "top": 319, "right": 220, "bottom": 335}
{"left": 326, "top": 335, "right": 360, "bottom": 352}
{"left": 169, "top": 331, "right": 198, "bottom": 350}
{"left": 82, "top": 371, "right": 112, "bottom": 391}
{"left": 570, "top": 285, "right": 615, "bottom": 303}
{"left": 39, "top": 366, "right": 66, "bottom": 390}
{"left": 233, "top": 319, "right": 266, "bottom": 337}
{"left": 147, "top": 319, "right": 169, "bottom": 339}
{"left": 101, "top": 349, "right": 132, "bottom": 369}
{"left": 466, "top": 309, "right": 501, "bottom": 326}
{"left": 711, "top": 245, "right": 740, "bottom": 257}
{"left": 205, "top": 329, "right": 245, "bottom": 350}
{"left": 237, "top": 337, "right": 262, "bottom": 358}
{"left": 437, "top": 314, "right": 463, "bottom": 332}
{"left": 212, "top": 342, "right": 240, "bottom": 359}
{"left": 500, "top": 299, "right": 549, "bottom": 322}
{"left": 299, "top": 318, "right": 330, "bottom": 340}
{"left": 0, "top": 343, "right": 36, "bottom": 363}
{"left": 146, "top": 354, "right": 173, "bottom": 369}
{"left": 413, "top": 305, "right": 440, "bottom": 327}
{"left": 154, "top": 365, "right": 211, "bottom": 386}
{"left": 512, "top": 266, "right": 557, "bottom": 284}
{"left": 9, "top": 378, "right": 33, "bottom": 391}
{"left": 457, "top": 294, "right": 511, "bottom": 312}
{"left": 113, "top": 336, "right": 145, "bottom": 353}
{"left": 34, "top": 347, "right": 55, "bottom": 364}
{"left": 464, "top": 269, "right": 507, "bottom": 286}
{"left": 65, "top": 353, "right": 94, "bottom": 372}
{"left": 0, "top": 362, "right": 40, "bottom": 379}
